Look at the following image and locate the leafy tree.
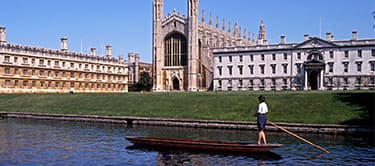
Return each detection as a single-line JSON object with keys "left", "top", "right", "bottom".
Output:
{"left": 130, "top": 72, "right": 152, "bottom": 92}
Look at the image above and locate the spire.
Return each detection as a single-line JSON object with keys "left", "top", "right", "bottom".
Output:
{"left": 216, "top": 16, "right": 219, "bottom": 29}
{"left": 222, "top": 19, "right": 225, "bottom": 31}
{"left": 209, "top": 13, "right": 213, "bottom": 27}
{"left": 248, "top": 32, "right": 251, "bottom": 41}
{"left": 228, "top": 21, "right": 231, "bottom": 33}
{"left": 234, "top": 22, "right": 239, "bottom": 37}
{"left": 257, "top": 20, "right": 267, "bottom": 45}
{"left": 201, "top": 9, "right": 205, "bottom": 24}
{"left": 243, "top": 29, "right": 247, "bottom": 39}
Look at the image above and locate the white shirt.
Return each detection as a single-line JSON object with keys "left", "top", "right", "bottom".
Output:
{"left": 257, "top": 102, "right": 268, "bottom": 114}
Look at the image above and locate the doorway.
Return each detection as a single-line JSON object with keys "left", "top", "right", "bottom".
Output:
{"left": 309, "top": 71, "right": 319, "bottom": 90}
{"left": 173, "top": 77, "right": 180, "bottom": 90}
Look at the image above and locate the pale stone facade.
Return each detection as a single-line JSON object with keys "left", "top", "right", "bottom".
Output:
{"left": 127, "top": 52, "right": 152, "bottom": 84}
{"left": 0, "top": 27, "right": 129, "bottom": 93}
{"left": 214, "top": 32, "right": 375, "bottom": 91}
{"left": 152, "top": 0, "right": 263, "bottom": 92}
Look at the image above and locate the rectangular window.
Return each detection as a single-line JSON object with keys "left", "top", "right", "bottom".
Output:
{"left": 272, "top": 54, "right": 276, "bottom": 61}
{"left": 39, "top": 59, "right": 44, "bottom": 65}
{"left": 14, "top": 80, "right": 18, "bottom": 87}
{"left": 31, "top": 59, "right": 35, "bottom": 64}
{"left": 32, "top": 70, "right": 35, "bottom": 76}
{"left": 329, "top": 51, "right": 334, "bottom": 59}
{"left": 250, "top": 54, "right": 253, "bottom": 61}
{"left": 372, "top": 49, "right": 375, "bottom": 57}
{"left": 328, "top": 62, "right": 334, "bottom": 73}
{"left": 55, "top": 71, "right": 59, "bottom": 78}
{"left": 249, "top": 79, "right": 253, "bottom": 86}
{"left": 297, "top": 52, "right": 301, "bottom": 60}
{"left": 344, "top": 50, "right": 349, "bottom": 58}
{"left": 40, "top": 70, "right": 45, "bottom": 76}
{"left": 228, "top": 80, "right": 232, "bottom": 88}
{"left": 343, "top": 63, "right": 349, "bottom": 73}
{"left": 356, "top": 77, "right": 361, "bottom": 85}
{"left": 283, "top": 64, "right": 288, "bottom": 74}
{"left": 344, "top": 77, "right": 348, "bottom": 85}
{"left": 371, "top": 62, "right": 375, "bottom": 72}
{"left": 31, "top": 81, "right": 36, "bottom": 87}
{"left": 4, "top": 68, "right": 10, "bottom": 74}
{"left": 284, "top": 53, "right": 288, "bottom": 60}
{"left": 47, "top": 60, "right": 51, "bottom": 66}
{"left": 62, "top": 62, "right": 66, "bottom": 67}
{"left": 249, "top": 65, "right": 254, "bottom": 74}
{"left": 229, "top": 56, "right": 232, "bottom": 62}
{"left": 272, "top": 79, "right": 276, "bottom": 86}
{"left": 218, "top": 80, "right": 222, "bottom": 87}
{"left": 40, "top": 81, "right": 45, "bottom": 88}
{"left": 23, "top": 69, "right": 28, "bottom": 75}
{"left": 239, "top": 79, "right": 243, "bottom": 87}
{"left": 260, "top": 65, "right": 265, "bottom": 74}
{"left": 260, "top": 79, "right": 265, "bottom": 86}
{"left": 283, "top": 79, "right": 287, "bottom": 85}
{"left": 4, "top": 56, "right": 10, "bottom": 62}
{"left": 357, "top": 62, "right": 362, "bottom": 72}
{"left": 219, "top": 56, "right": 222, "bottom": 63}
{"left": 228, "top": 66, "right": 232, "bottom": 75}
{"left": 271, "top": 64, "right": 276, "bottom": 74}
{"left": 238, "top": 66, "right": 243, "bottom": 75}
{"left": 70, "top": 63, "right": 74, "bottom": 68}
{"left": 23, "top": 80, "right": 28, "bottom": 87}
{"left": 23, "top": 58, "right": 28, "bottom": 64}
{"left": 55, "top": 61, "right": 59, "bottom": 66}
{"left": 70, "top": 72, "right": 75, "bottom": 78}
{"left": 239, "top": 55, "right": 243, "bottom": 62}
{"left": 261, "top": 54, "right": 264, "bottom": 61}
{"left": 14, "top": 57, "right": 18, "bottom": 63}
{"left": 14, "top": 68, "right": 18, "bottom": 74}
{"left": 357, "top": 50, "right": 362, "bottom": 58}
{"left": 48, "top": 71, "right": 51, "bottom": 77}
{"left": 5, "top": 80, "right": 10, "bottom": 87}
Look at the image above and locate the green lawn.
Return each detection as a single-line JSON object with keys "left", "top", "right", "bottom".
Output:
{"left": 0, "top": 91, "right": 373, "bottom": 125}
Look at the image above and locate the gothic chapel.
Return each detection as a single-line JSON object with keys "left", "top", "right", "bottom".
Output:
{"left": 152, "top": 0, "right": 264, "bottom": 91}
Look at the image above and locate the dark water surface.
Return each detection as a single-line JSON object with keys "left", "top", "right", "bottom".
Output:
{"left": 0, "top": 119, "right": 374, "bottom": 165}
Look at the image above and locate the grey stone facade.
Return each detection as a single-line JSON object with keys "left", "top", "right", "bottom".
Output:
{"left": 213, "top": 32, "right": 375, "bottom": 91}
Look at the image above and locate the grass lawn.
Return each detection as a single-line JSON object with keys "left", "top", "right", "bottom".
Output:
{"left": 0, "top": 91, "right": 373, "bottom": 125}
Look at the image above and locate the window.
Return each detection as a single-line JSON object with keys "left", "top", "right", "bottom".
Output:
{"left": 14, "top": 57, "right": 18, "bottom": 63}
{"left": 229, "top": 56, "right": 232, "bottom": 62}
{"left": 4, "top": 56, "right": 10, "bottom": 62}
{"left": 371, "top": 62, "right": 375, "bottom": 72}
{"left": 329, "top": 77, "right": 333, "bottom": 85}
{"left": 32, "top": 70, "right": 35, "bottom": 76}
{"left": 62, "top": 62, "right": 66, "bottom": 67}
{"left": 71, "top": 82, "right": 75, "bottom": 87}
{"left": 357, "top": 50, "right": 362, "bottom": 58}
{"left": 70, "top": 63, "right": 74, "bottom": 68}
{"left": 40, "top": 81, "right": 45, "bottom": 87}
{"left": 219, "top": 56, "right": 222, "bottom": 63}
{"left": 31, "top": 81, "right": 36, "bottom": 87}
{"left": 283, "top": 64, "right": 288, "bottom": 74}
{"left": 284, "top": 53, "right": 288, "bottom": 60}
{"left": 343, "top": 77, "right": 348, "bottom": 85}
{"left": 344, "top": 50, "right": 349, "bottom": 58}
{"left": 23, "top": 80, "right": 28, "bottom": 87}
{"left": 228, "top": 66, "right": 232, "bottom": 75}
{"left": 357, "top": 62, "right": 362, "bottom": 72}
{"left": 39, "top": 59, "right": 44, "bottom": 65}
{"left": 23, "top": 69, "right": 28, "bottom": 75}
{"left": 228, "top": 80, "right": 232, "bottom": 88}
{"left": 260, "top": 65, "right": 265, "bottom": 74}
{"left": 372, "top": 49, "right": 375, "bottom": 57}
{"left": 14, "top": 80, "right": 18, "bottom": 87}
{"left": 272, "top": 79, "right": 276, "bottom": 86}
{"left": 356, "top": 77, "right": 361, "bottom": 85}
{"left": 239, "top": 55, "right": 243, "bottom": 62}
{"left": 55, "top": 71, "right": 59, "bottom": 78}
{"left": 238, "top": 66, "right": 243, "bottom": 75}
{"left": 328, "top": 62, "right": 334, "bottom": 73}
{"left": 31, "top": 59, "right": 35, "bottom": 64}
{"left": 218, "top": 80, "right": 222, "bottom": 87}
{"left": 343, "top": 62, "right": 349, "bottom": 73}
{"left": 249, "top": 65, "right": 254, "bottom": 74}
{"left": 4, "top": 68, "right": 10, "bottom": 74}
{"left": 5, "top": 80, "right": 10, "bottom": 87}
{"left": 47, "top": 60, "right": 51, "bottom": 66}
{"left": 283, "top": 79, "right": 287, "bottom": 85}
{"left": 260, "top": 79, "right": 265, "bottom": 86}
{"left": 239, "top": 79, "right": 243, "bottom": 87}
{"left": 23, "top": 58, "right": 28, "bottom": 64}
{"left": 55, "top": 61, "right": 59, "bottom": 66}
{"left": 70, "top": 72, "right": 74, "bottom": 78}
{"left": 250, "top": 54, "right": 253, "bottom": 61}
{"left": 85, "top": 64, "right": 89, "bottom": 69}
{"left": 40, "top": 70, "right": 45, "bottom": 76}
{"left": 329, "top": 51, "right": 334, "bottom": 59}
{"left": 261, "top": 54, "right": 264, "bottom": 61}
{"left": 297, "top": 52, "right": 301, "bottom": 60}
{"left": 249, "top": 79, "right": 253, "bottom": 86}
{"left": 48, "top": 71, "right": 51, "bottom": 77}
{"left": 14, "top": 68, "right": 18, "bottom": 74}
{"left": 271, "top": 64, "right": 276, "bottom": 74}
{"left": 272, "top": 54, "right": 276, "bottom": 61}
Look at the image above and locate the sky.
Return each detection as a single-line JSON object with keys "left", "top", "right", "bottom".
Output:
{"left": 1, "top": 0, "right": 374, "bottom": 63}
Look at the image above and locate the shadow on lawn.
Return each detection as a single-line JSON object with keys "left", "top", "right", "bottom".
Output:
{"left": 334, "top": 92, "right": 374, "bottom": 126}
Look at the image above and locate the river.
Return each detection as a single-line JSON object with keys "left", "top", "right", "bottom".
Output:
{"left": 0, "top": 118, "right": 374, "bottom": 165}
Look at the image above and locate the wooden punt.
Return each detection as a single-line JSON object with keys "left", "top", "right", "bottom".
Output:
{"left": 126, "top": 136, "right": 282, "bottom": 153}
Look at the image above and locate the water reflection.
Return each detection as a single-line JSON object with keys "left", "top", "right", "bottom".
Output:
{"left": 0, "top": 118, "right": 374, "bottom": 165}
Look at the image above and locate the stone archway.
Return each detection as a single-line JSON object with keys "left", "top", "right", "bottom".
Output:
{"left": 172, "top": 77, "right": 180, "bottom": 90}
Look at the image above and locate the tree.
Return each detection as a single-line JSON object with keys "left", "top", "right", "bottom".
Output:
{"left": 131, "top": 72, "right": 152, "bottom": 92}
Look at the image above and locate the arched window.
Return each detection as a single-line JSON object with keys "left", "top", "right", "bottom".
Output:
{"left": 164, "top": 33, "right": 187, "bottom": 66}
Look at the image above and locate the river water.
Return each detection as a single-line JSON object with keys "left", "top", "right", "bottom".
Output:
{"left": 0, "top": 118, "right": 374, "bottom": 165}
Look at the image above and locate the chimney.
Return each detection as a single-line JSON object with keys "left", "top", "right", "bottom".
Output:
{"left": 0, "top": 26, "right": 6, "bottom": 44}
{"left": 326, "top": 32, "right": 332, "bottom": 41}
{"left": 134, "top": 53, "right": 140, "bottom": 82}
{"left": 304, "top": 34, "right": 309, "bottom": 41}
{"left": 90, "top": 48, "right": 97, "bottom": 57}
{"left": 106, "top": 45, "right": 112, "bottom": 58}
{"left": 352, "top": 31, "right": 357, "bottom": 40}
{"left": 60, "top": 37, "right": 68, "bottom": 52}
{"left": 280, "top": 35, "right": 286, "bottom": 44}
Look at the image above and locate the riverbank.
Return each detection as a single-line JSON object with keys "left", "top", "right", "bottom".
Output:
{"left": 1, "top": 112, "right": 372, "bottom": 134}
{"left": 0, "top": 91, "right": 373, "bottom": 125}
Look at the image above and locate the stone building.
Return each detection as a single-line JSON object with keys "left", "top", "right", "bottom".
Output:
{"left": 0, "top": 26, "right": 129, "bottom": 93}
{"left": 152, "top": 0, "right": 262, "bottom": 91}
{"left": 127, "top": 52, "right": 152, "bottom": 85}
{"left": 213, "top": 31, "right": 375, "bottom": 91}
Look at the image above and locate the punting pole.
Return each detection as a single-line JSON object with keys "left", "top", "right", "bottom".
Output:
{"left": 268, "top": 121, "right": 330, "bottom": 153}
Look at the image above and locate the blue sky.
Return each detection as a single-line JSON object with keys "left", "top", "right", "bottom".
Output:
{"left": 1, "top": 0, "right": 374, "bottom": 63}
